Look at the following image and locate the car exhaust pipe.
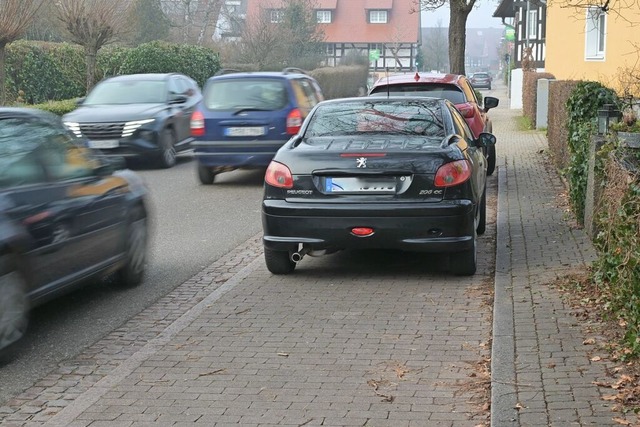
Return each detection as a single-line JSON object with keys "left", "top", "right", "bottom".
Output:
{"left": 290, "top": 247, "right": 309, "bottom": 263}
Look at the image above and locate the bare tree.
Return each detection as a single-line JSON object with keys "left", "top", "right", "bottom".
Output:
{"left": 239, "top": 0, "right": 325, "bottom": 70}
{"left": 0, "top": 0, "right": 44, "bottom": 103}
{"left": 413, "top": 0, "right": 476, "bottom": 75}
{"left": 56, "top": 0, "right": 132, "bottom": 91}
{"left": 423, "top": 19, "right": 449, "bottom": 72}
{"left": 160, "top": 0, "right": 224, "bottom": 45}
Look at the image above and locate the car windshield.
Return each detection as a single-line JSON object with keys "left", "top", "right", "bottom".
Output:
{"left": 84, "top": 80, "right": 167, "bottom": 105}
{"left": 204, "top": 79, "right": 288, "bottom": 111}
{"left": 369, "top": 83, "right": 466, "bottom": 104}
{"left": 473, "top": 73, "right": 489, "bottom": 79}
{"left": 304, "top": 99, "right": 446, "bottom": 139}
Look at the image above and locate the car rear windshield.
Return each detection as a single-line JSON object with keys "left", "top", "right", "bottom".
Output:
{"left": 304, "top": 100, "right": 445, "bottom": 140}
{"left": 204, "top": 79, "right": 288, "bottom": 111}
{"left": 369, "top": 84, "right": 466, "bottom": 105}
{"left": 84, "top": 80, "right": 167, "bottom": 105}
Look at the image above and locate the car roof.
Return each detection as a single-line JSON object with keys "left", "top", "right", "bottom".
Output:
{"left": 0, "top": 107, "right": 60, "bottom": 122}
{"left": 372, "top": 72, "right": 466, "bottom": 87}
{"left": 317, "top": 95, "right": 449, "bottom": 107}
{"left": 104, "top": 73, "right": 176, "bottom": 82}
{"left": 209, "top": 68, "right": 312, "bottom": 81}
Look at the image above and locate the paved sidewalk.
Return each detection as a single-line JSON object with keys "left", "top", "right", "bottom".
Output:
{"left": 490, "top": 103, "right": 621, "bottom": 426}
{"left": 0, "top": 87, "right": 629, "bottom": 427}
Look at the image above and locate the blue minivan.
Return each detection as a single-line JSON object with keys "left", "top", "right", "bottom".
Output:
{"left": 190, "top": 68, "right": 324, "bottom": 184}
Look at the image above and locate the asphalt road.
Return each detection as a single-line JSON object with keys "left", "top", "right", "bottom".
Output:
{"left": 0, "top": 154, "right": 265, "bottom": 405}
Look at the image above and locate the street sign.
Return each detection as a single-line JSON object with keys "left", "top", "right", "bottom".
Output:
{"left": 505, "top": 27, "right": 515, "bottom": 41}
{"left": 369, "top": 49, "right": 380, "bottom": 61}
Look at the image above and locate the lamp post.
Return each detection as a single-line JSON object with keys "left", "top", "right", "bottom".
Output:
{"left": 597, "top": 104, "right": 621, "bottom": 135}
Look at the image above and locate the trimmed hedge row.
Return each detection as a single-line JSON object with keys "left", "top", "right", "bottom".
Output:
{"left": 4, "top": 40, "right": 222, "bottom": 104}
{"left": 522, "top": 70, "right": 555, "bottom": 128}
{"left": 310, "top": 65, "right": 369, "bottom": 100}
{"left": 547, "top": 80, "right": 580, "bottom": 172}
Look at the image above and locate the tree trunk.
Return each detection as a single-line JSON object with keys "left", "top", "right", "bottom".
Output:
{"left": 0, "top": 43, "right": 6, "bottom": 105}
{"left": 85, "top": 46, "right": 98, "bottom": 92}
{"left": 448, "top": 1, "right": 472, "bottom": 75}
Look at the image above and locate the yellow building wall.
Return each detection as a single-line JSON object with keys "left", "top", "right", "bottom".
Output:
{"left": 546, "top": 5, "right": 640, "bottom": 96}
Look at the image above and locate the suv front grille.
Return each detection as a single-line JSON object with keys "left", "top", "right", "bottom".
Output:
{"left": 79, "top": 122, "right": 125, "bottom": 139}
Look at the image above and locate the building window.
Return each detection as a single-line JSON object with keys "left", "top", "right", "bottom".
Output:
{"left": 326, "top": 44, "right": 335, "bottom": 55}
{"left": 317, "top": 10, "right": 332, "bottom": 23}
{"left": 369, "top": 10, "right": 388, "bottom": 23}
{"left": 270, "top": 9, "right": 283, "bottom": 23}
{"left": 585, "top": 6, "right": 606, "bottom": 60}
{"left": 527, "top": 10, "right": 537, "bottom": 39}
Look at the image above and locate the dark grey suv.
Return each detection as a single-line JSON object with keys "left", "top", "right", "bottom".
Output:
{"left": 63, "top": 73, "right": 202, "bottom": 168}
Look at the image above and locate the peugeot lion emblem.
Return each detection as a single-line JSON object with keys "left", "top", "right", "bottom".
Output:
{"left": 356, "top": 157, "right": 367, "bottom": 168}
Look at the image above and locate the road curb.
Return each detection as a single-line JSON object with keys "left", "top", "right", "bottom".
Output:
{"left": 491, "top": 163, "right": 519, "bottom": 426}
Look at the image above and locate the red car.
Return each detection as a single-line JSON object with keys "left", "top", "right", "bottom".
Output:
{"left": 369, "top": 72, "right": 499, "bottom": 175}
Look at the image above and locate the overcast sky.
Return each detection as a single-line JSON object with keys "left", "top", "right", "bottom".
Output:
{"left": 421, "top": 1, "right": 505, "bottom": 28}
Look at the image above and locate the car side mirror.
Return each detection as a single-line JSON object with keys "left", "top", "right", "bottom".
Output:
{"left": 170, "top": 94, "right": 188, "bottom": 104}
{"left": 476, "top": 132, "right": 496, "bottom": 148}
{"left": 483, "top": 96, "right": 499, "bottom": 112}
{"left": 76, "top": 97, "right": 86, "bottom": 106}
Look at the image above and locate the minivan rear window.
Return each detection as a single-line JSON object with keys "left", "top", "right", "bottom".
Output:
{"left": 204, "top": 79, "right": 288, "bottom": 111}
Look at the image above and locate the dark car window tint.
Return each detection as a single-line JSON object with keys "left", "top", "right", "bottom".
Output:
{"left": 0, "top": 118, "right": 61, "bottom": 186}
{"left": 450, "top": 105, "right": 475, "bottom": 141}
{"left": 370, "top": 84, "right": 466, "bottom": 104}
{"left": 168, "top": 76, "right": 183, "bottom": 95}
{"left": 84, "top": 80, "right": 167, "bottom": 104}
{"left": 204, "top": 79, "right": 288, "bottom": 111}
{"left": 305, "top": 100, "right": 445, "bottom": 140}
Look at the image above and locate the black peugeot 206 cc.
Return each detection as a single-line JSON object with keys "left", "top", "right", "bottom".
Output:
{"left": 261, "top": 96, "right": 495, "bottom": 276}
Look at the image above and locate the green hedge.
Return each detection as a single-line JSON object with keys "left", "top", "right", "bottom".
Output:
{"left": 3, "top": 40, "right": 222, "bottom": 104}
{"left": 310, "top": 65, "right": 369, "bottom": 99}
{"left": 565, "top": 81, "right": 617, "bottom": 224}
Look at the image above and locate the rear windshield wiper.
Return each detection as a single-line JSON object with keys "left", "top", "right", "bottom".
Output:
{"left": 232, "top": 107, "right": 271, "bottom": 115}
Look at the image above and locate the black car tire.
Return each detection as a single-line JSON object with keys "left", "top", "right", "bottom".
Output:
{"left": 0, "top": 256, "right": 29, "bottom": 352}
{"left": 116, "top": 207, "right": 147, "bottom": 288}
{"left": 197, "top": 164, "right": 217, "bottom": 185}
{"left": 486, "top": 144, "right": 496, "bottom": 176}
{"left": 477, "top": 188, "right": 487, "bottom": 236}
{"left": 158, "top": 128, "right": 177, "bottom": 169}
{"left": 264, "top": 247, "right": 296, "bottom": 275}
{"left": 450, "top": 233, "right": 477, "bottom": 276}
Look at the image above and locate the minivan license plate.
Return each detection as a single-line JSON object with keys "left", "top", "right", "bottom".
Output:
{"left": 225, "top": 127, "right": 265, "bottom": 137}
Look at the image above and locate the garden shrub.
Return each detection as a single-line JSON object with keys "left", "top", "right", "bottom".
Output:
{"left": 118, "top": 41, "right": 221, "bottom": 88}
{"left": 547, "top": 80, "right": 580, "bottom": 171}
{"left": 593, "top": 148, "right": 640, "bottom": 357}
{"left": 565, "top": 81, "right": 617, "bottom": 224}
{"left": 310, "top": 65, "right": 368, "bottom": 99}
{"left": 522, "top": 70, "right": 555, "bottom": 128}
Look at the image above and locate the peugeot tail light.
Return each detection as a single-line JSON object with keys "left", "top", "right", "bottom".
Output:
{"left": 265, "top": 161, "right": 293, "bottom": 189}
{"left": 434, "top": 160, "right": 472, "bottom": 187}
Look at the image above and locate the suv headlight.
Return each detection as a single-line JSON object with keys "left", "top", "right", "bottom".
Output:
{"left": 64, "top": 121, "right": 82, "bottom": 138}
{"left": 123, "top": 119, "right": 155, "bottom": 137}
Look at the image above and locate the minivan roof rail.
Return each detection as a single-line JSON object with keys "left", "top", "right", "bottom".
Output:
{"left": 282, "top": 67, "right": 308, "bottom": 75}
{"left": 214, "top": 68, "right": 242, "bottom": 76}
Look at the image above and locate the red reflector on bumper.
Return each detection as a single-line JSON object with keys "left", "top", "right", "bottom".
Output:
{"left": 351, "top": 227, "right": 374, "bottom": 236}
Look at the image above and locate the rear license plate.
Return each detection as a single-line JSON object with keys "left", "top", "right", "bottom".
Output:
{"left": 225, "top": 127, "right": 266, "bottom": 137}
{"left": 88, "top": 139, "right": 119, "bottom": 149}
{"left": 325, "top": 177, "right": 396, "bottom": 194}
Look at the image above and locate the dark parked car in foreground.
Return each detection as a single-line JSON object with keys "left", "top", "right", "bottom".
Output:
{"left": 0, "top": 108, "right": 149, "bottom": 353}
{"left": 261, "top": 97, "right": 495, "bottom": 276}
{"left": 190, "top": 68, "right": 324, "bottom": 184}
{"left": 63, "top": 73, "right": 201, "bottom": 168}
{"left": 470, "top": 72, "right": 492, "bottom": 90}
{"left": 369, "top": 72, "right": 499, "bottom": 175}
